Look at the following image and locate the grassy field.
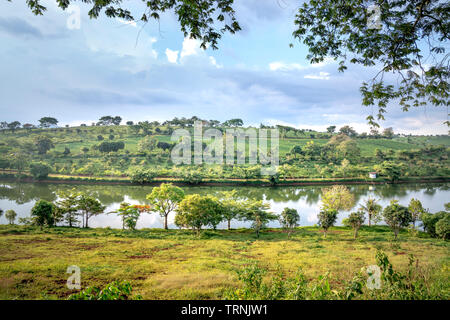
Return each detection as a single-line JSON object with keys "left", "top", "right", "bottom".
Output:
{"left": 0, "top": 225, "right": 448, "bottom": 300}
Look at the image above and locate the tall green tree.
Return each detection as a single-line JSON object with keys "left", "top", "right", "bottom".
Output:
{"left": 56, "top": 190, "right": 80, "bottom": 227}
{"left": 383, "top": 200, "right": 412, "bottom": 239}
{"left": 292, "top": 0, "right": 449, "bottom": 127}
{"left": 346, "top": 210, "right": 365, "bottom": 239}
{"left": 77, "top": 194, "right": 105, "bottom": 228}
{"left": 317, "top": 209, "right": 338, "bottom": 238}
{"left": 408, "top": 198, "right": 425, "bottom": 228}
{"left": 240, "top": 200, "right": 276, "bottom": 238}
{"left": 359, "top": 197, "right": 382, "bottom": 227}
{"left": 279, "top": 207, "right": 300, "bottom": 237}
{"left": 5, "top": 210, "right": 17, "bottom": 224}
{"left": 22, "top": 0, "right": 241, "bottom": 51}
{"left": 175, "top": 194, "right": 224, "bottom": 235}
{"left": 34, "top": 136, "right": 54, "bottom": 155}
{"left": 146, "top": 183, "right": 185, "bottom": 230}
{"left": 38, "top": 117, "right": 58, "bottom": 128}
{"left": 321, "top": 185, "right": 355, "bottom": 212}
{"left": 218, "top": 190, "right": 242, "bottom": 230}
{"left": 31, "top": 199, "right": 55, "bottom": 227}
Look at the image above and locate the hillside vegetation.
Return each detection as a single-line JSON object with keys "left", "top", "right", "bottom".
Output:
{"left": 0, "top": 117, "right": 449, "bottom": 184}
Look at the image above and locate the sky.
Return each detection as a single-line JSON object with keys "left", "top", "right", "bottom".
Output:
{"left": 0, "top": 0, "right": 448, "bottom": 135}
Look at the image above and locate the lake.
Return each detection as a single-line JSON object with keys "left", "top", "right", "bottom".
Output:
{"left": 0, "top": 181, "right": 448, "bottom": 229}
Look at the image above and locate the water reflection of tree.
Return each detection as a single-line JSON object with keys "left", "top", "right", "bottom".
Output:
{"left": 0, "top": 181, "right": 448, "bottom": 209}
{"left": 0, "top": 182, "right": 56, "bottom": 204}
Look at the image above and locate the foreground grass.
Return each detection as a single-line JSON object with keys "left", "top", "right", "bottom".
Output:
{"left": 0, "top": 225, "right": 448, "bottom": 300}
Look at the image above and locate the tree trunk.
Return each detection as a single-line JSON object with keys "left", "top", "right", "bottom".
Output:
{"left": 164, "top": 215, "right": 168, "bottom": 230}
{"left": 227, "top": 219, "right": 231, "bottom": 230}
{"left": 354, "top": 229, "right": 358, "bottom": 239}
{"left": 85, "top": 214, "right": 89, "bottom": 228}
{"left": 368, "top": 214, "right": 372, "bottom": 227}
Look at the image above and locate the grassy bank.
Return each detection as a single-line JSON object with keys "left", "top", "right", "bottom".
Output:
{"left": 1, "top": 170, "right": 449, "bottom": 187}
{"left": 0, "top": 225, "right": 448, "bottom": 300}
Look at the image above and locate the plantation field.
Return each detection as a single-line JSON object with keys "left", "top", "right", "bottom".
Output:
{"left": 0, "top": 225, "right": 448, "bottom": 299}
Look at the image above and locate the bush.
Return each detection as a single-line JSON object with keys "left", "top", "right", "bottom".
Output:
{"left": 435, "top": 215, "right": 449, "bottom": 239}
{"left": 31, "top": 199, "right": 55, "bottom": 227}
{"left": 30, "top": 162, "right": 51, "bottom": 180}
{"left": 421, "top": 210, "right": 449, "bottom": 238}
{"left": 68, "top": 281, "right": 141, "bottom": 300}
{"left": 128, "top": 167, "right": 157, "bottom": 184}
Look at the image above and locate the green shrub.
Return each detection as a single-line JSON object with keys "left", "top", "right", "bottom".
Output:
{"left": 68, "top": 281, "right": 141, "bottom": 300}
{"left": 30, "top": 162, "right": 51, "bottom": 180}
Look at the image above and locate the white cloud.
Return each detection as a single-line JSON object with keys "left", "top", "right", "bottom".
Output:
{"left": 180, "top": 37, "right": 202, "bottom": 59}
{"left": 269, "top": 61, "right": 304, "bottom": 71}
{"left": 209, "top": 56, "right": 222, "bottom": 68}
{"left": 116, "top": 18, "right": 137, "bottom": 27}
{"left": 165, "top": 48, "right": 179, "bottom": 63}
{"left": 304, "top": 72, "right": 331, "bottom": 80}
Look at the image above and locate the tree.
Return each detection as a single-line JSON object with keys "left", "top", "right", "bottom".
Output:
{"left": 7, "top": 121, "right": 21, "bottom": 132}
{"left": 321, "top": 185, "right": 355, "bottom": 212}
{"left": 34, "top": 136, "right": 54, "bottom": 154}
{"left": 77, "top": 194, "right": 105, "bottom": 228}
{"left": 138, "top": 136, "right": 158, "bottom": 154}
{"left": 146, "top": 183, "right": 185, "bottom": 230}
{"left": 115, "top": 203, "right": 140, "bottom": 230}
{"left": 435, "top": 215, "right": 450, "bottom": 240}
{"left": 31, "top": 200, "right": 54, "bottom": 227}
{"left": 23, "top": 0, "right": 241, "bottom": 51}
{"left": 30, "top": 162, "right": 51, "bottom": 180}
{"left": 279, "top": 207, "right": 300, "bottom": 237}
{"left": 56, "top": 190, "right": 81, "bottom": 227}
{"left": 0, "top": 208, "right": 3, "bottom": 219}
{"left": 113, "top": 203, "right": 150, "bottom": 230}
{"left": 420, "top": 210, "right": 448, "bottom": 238}
{"left": 359, "top": 198, "right": 382, "bottom": 227}
{"left": 346, "top": 210, "right": 365, "bottom": 239}
{"left": 218, "top": 190, "right": 242, "bottom": 230}
{"left": 175, "top": 194, "right": 224, "bottom": 235}
{"left": 326, "top": 125, "right": 336, "bottom": 133}
{"left": 317, "top": 209, "right": 338, "bottom": 238}
{"left": 97, "top": 116, "right": 114, "bottom": 126}
{"left": 336, "top": 140, "right": 361, "bottom": 163}
{"left": 382, "top": 127, "right": 395, "bottom": 139}
{"left": 408, "top": 198, "right": 426, "bottom": 228}
{"left": 290, "top": 145, "right": 303, "bottom": 159}
{"left": 223, "top": 118, "right": 244, "bottom": 127}
{"left": 339, "top": 126, "right": 357, "bottom": 137}
{"left": 38, "top": 117, "right": 58, "bottom": 128}
{"left": 375, "top": 161, "right": 404, "bottom": 181}
{"left": 98, "top": 141, "right": 125, "bottom": 153}
{"left": 383, "top": 200, "right": 412, "bottom": 239}
{"left": 240, "top": 200, "right": 276, "bottom": 238}
{"left": 292, "top": 0, "right": 449, "bottom": 127}
{"left": 112, "top": 116, "right": 122, "bottom": 126}
{"left": 5, "top": 210, "right": 17, "bottom": 224}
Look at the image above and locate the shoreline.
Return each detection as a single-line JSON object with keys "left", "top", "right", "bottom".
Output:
{"left": 0, "top": 172, "right": 448, "bottom": 187}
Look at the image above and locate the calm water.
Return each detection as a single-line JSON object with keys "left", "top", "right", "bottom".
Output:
{"left": 0, "top": 181, "right": 448, "bottom": 229}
